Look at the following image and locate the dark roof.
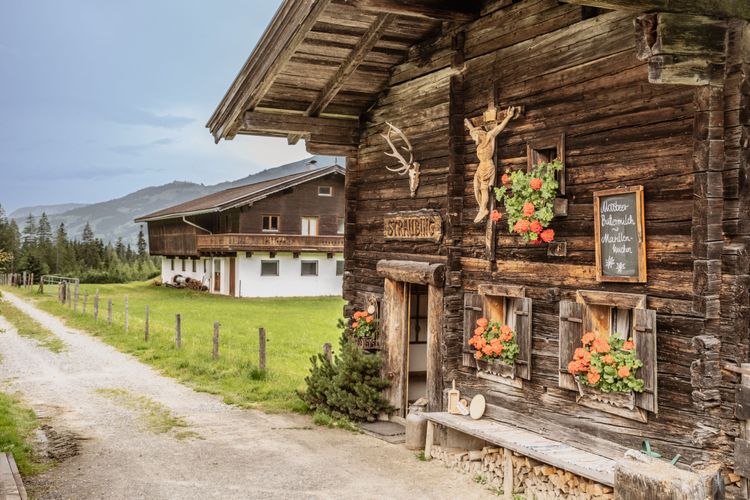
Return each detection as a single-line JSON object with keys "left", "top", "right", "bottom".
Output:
{"left": 135, "top": 164, "right": 344, "bottom": 222}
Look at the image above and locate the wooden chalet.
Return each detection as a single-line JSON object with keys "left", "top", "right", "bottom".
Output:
{"left": 208, "top": 0, "right": 750, "bottom": 496}
{"left": 135, "top": 163, "right": 345, "bottom": 297}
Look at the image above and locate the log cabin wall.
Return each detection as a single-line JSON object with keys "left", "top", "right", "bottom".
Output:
{"left": 342, "top": 0, "right": 750, "bottom": 472}
{"left": 146, "top": 219, "right": 198, "bottom": 257}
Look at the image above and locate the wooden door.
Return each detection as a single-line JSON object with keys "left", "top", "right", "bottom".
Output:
{"left": 229, "top": 257, "right": 236, "bottom": 296}
{"left": 381, "top": 278, "right": 408, "bottom": 416}
{"left": 213, "top": 259, "right": 221, "bottom": 292}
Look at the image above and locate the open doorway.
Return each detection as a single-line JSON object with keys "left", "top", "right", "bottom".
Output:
{"left": 213, "top": 259, "right": 222, "bottom": 292}
{"left": 407, "top": 284, "right": 428, "bottom": 405}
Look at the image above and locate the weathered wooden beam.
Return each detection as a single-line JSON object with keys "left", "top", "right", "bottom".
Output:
{"left": 561, "top": 0, "right": 750, "bottom": 21}
{"left": 242, "top": 111, "right": 360, "bottom": 144}
{"left": 217, "top": 0, "right": 333, "bottom": 141}
{"left": 376, "top": 259, "right": 445, "bottom": 287}
{"left": 342, "top": 0, "right": 479, "bottom": 22}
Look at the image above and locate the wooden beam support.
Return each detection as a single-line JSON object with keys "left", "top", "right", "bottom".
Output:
{"left": 561, "top": 0, "right": 750, "bottom": 21}
{"left": 376, "top": 259, "right": 445, "bottom": 287}
{"left": 343, "top": 0, "right": 479, "bottom": 22}
{"left": 242, "top": 111, "right": 361, "bottom": 145}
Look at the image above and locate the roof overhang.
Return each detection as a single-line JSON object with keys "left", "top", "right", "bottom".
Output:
{"left": 206, "top": 0, "right": 481, "bottom": 155}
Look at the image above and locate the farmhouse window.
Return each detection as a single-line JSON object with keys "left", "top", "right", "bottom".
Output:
{"left": 262, "top": 215, "right": 279, "bottom": 232}
{"left": 318, "top": 185, "right": 333, "bottom": 197}
{"left": 336, "top": 260, "right": 344, "bottom": 276}
{"left": 301, "top": 217, "right": 318, "bottom": 236}
{"left": 181, "top": 259, "right": 186, "bottom": 272}
{"left": 301, "top": 260, "right": 318, "bottom": 276}
{"left": 527, "top": 133, "right": 566, "bottom": 194}
{"left": 260, "top": 260, "right": 279, "bottom": 276}
{"left": 409, "top": 287, "right": 428, "bottom": 344}
{"left": 337, "top": 217, "right": 345, "bottom": 235}
{"left": 558, "top": 290, "right": 657, "bottom": 419}
{"left": 461, "top": 284, "right": 532, "bottom": 381}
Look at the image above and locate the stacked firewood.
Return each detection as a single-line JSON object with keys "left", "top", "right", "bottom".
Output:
{"left": 429, "top": 445, "right": 614, "bottom": 499}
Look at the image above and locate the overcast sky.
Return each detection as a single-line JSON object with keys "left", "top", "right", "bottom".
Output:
{"left": 0, "top": 1, "right": 309, "bottom": 213}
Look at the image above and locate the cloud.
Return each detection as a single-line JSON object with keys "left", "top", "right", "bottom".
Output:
{"left": 107, "top": 108, "right": 194, "bottom": 129}
{"left": 109, "top": 137, "right": 176, "bottom": 157}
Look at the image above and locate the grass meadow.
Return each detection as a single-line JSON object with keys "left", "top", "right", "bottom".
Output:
{"left": 3, "top": 282, "right": 344, "bottom": 412}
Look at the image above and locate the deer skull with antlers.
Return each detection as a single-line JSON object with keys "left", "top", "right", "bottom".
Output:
{"left": 381, "top": 122, "right": 420, "bottom": 198}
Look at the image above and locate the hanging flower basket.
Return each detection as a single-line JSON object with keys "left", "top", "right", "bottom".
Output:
{"left": 493, "top": 160, "right": 563, "bottom": 245}
{"left": 468, "top": 317, "right": 520, "bottom": 379}
{"left": 567, "top": 331, "right": 644, "bottom": 410}
{"left": 346, "top": 309, "right": 379, "bottom": 351}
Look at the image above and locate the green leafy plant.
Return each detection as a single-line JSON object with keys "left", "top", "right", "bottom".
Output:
{"left": 567, "top": 332, "right": 645, "bottom": 393}
{"left": 468, "top": 317, "right": 520, "bottom": 365}
{"left": 346, "top": 309, "right": 377, "bottom": 339}
{"left": 299, "top": 336, "right": 393, "bottom": 422}
{"left": 493, "top": 160, "right": 563, "bottom": 243}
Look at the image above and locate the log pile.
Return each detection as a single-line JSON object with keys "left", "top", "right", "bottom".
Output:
{"left": 429, "top": 444, "right": 614, "bottom": 499}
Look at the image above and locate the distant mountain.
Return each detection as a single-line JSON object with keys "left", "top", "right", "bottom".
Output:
{"left": 10, "top": 156, "right": 338, "bottom": 245}
{"left": 9, "top": 203, "right": 89, "bottom": 219}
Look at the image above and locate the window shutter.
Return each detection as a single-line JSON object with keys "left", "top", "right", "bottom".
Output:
{"left": 462, "top": 293, "right": 484, "bottom": 368}
{"left": 559, "top": 300, "right": 584, "bottom": 391}
{"left": 634, "top": 308, "right": 658, "bottom": 414}
{"left": 513, "top": 297, "right": 532, "bottom": 380}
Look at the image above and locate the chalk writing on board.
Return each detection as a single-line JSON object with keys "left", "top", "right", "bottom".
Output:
{"left": 598, "top": 192, "right": 639, "bottom": 277}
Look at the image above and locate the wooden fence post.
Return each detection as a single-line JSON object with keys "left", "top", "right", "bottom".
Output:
{"left": 259, "top": 328, "right": 266, "bottom": 370}
{"left": 144, "top": 305, "right": 150, "bottom": 341}
{"left": 93, "top": 290, "right": 99, "bottom": 321}
{"left": 107, "top": 299, "right": 112, "bottom": 325}
{"left": 29, "top": 273, "right": 34, "bottom": 288}
{"left": 83, "top": 290, "right": 88, "bottom": 314}
{"left": 323, "top": 342, "right": 333, "bottom": 363}
{"left": 74, "top": 284, "right": 79, "bottom": 313}
{"left": 39, "top": 276, "right": 44, "bottom": 294}
{"left": 175, "top": 314, "right": 181, "bottom": 349}
{"left": 213, "top": 322, "right": 220, "bottom": 359}
{"left": 124, "top": 295, "right": 129, "bottom": 333}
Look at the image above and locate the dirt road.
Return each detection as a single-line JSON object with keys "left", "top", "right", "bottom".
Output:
{"left": 0, "top": 291, "right": 488, "bottom": 499}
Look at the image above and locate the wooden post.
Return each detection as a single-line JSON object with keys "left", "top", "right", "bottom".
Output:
{"left": 175, "top": 313, "right": 181, "bottom": 349}
{"left": 74, "top": 284, "right": 79, "bottom": 313}
{"left": 124, "top": 295, "right": 129, "bottom": 333}
{"left": 424, "top": 421, "right": 435, "bottom": 459}
{"left": 93, "top": 290, "right": 99, "bottom": 321}
{"left": 742, "top": 363, "right": 750, "bottom": 497}
{"left": 39, "top": 276, "right": 44, "bottom": 294}
{"left": 83, "top": 290, "right": 88, "bottom": 314}
{"left": 323, "top": 342, "right": 333, "bottom": 363}
{"left": 29, "top": 273, "right": 34, "bottom": 288}
{"left": 60, "top": 281, "right": 67, "bottom": 304}
{"left": 259, "top": 328, "right": 266, "bottom": 370}
{"left": 503, "top": 448, "right": 514, "bottom": 499}
{"left": 144, "top": 305, "right": 150, "bottom": 341}
{"left": 107, "top": 299, "right": 112, "bottom": 325}
{"left": 213, "top": 322, "right": 220, "bottom": 359}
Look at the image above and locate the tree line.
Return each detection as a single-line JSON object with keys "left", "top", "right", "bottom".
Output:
{"left": 0, "top": 204, "right": 159, "bottom": 283}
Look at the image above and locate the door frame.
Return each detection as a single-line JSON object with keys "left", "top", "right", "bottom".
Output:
{"left": 229, "top": 257, "right": 236, "bottom": 296}
{"left": 378, "top": 260, "right": 444, "bottom": 416}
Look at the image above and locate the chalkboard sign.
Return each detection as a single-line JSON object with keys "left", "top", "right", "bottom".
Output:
{"left": 593, "top": 186, "right": 646, "bottom": 283}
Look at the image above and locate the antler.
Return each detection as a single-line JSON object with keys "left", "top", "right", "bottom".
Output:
{"left": 380, "top": 122, "right": 413, "bottom": 174}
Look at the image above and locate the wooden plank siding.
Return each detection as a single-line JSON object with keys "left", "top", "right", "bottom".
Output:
{"left": 342, "top": 2, "right": 744, "bottom": 468}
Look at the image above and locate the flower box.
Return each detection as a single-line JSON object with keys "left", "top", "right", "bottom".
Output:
{"left": 351, "top": 336, "right": 380, "bottom": 351}
{"left": 476, "top": 358, "right": 516, "bottom": 379}
{"left": 576, "top": 380, "right": 636, "bottom": 411}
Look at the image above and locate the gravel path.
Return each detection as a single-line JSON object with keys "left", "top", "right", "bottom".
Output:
{"left": 0, "top": 291, "right": 488, "bottom": 499}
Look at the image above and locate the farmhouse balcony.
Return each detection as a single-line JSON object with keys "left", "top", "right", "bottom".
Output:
{"left": 196, "top": 233, "right": 344, "bottom": 253}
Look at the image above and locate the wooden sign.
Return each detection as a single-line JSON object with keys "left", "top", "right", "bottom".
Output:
{"left": 593, "top": 186, "right": 647, "bottom": 283}
{"left": 383, "top": 211, "right": 442, "bottom": 242}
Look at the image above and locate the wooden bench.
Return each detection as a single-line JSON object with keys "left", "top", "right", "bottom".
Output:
{"left": 422, "top": 412, "right": 616, "bottom": 487}
{"left": 0, "top": 452, "right": 27, "bottom": 500}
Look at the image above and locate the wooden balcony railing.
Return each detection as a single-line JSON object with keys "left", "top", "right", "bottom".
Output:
{"left": 196, "top": 233, "right": 344, "bottom": 253}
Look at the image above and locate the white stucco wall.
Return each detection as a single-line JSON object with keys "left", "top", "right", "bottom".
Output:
{"left": 160, "top": 257, "right": 210, "bottom": 287}
{"left": 237, "top": 251, "right": 343, "bottom": 298}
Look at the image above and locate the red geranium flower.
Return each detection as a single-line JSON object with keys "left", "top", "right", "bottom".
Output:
{"left": 513, "top": 219, "right": 530, "bottom": 234}
{"left": 490, "top": 209, "right": 502, "bottom": 223}
{"left": 501, "top": 173, "right": 511, "bottom": 185}
{"left": 529, "top": 178, "right": 543, "bottom": 190}
{"left": 540, "top": 228, "right": 555, "bottom": 243}
{"left": 529, "top": 220, "right": 543, "bottom": 234}
{"left": 522, "top": 202, "right": 535, "bottom": 217}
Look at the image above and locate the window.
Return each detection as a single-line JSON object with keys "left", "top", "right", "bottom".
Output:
{"left": 337, "top": 217, "right": 345, "bottom": 235}
{"left": 527, "top": 133, "right": 566, "bottom": 194}
{"left": 170, "top": 258, "right": 174, "bottom": 271}
{"left": 262, "top": 215, "right": 280, "bottom": 232}
{"left": 409, "top": 285, "right": 429, "bottom": 343}
{"left": 336, "top": 260, "right": 345, "bottom": 276}
{"left": 260, "top": 260, "right": 279, "bottom": 277}
{"left": 181, "top": 259, "right": 186, "bottom": 272}
{"left": 301, "top": 260, "right": 318, "bottom": 276}
{"left": 192, "top": 259, "right": 197, "bottom": 273}
{"left": 318, "top": 186, "right": 333, "bottom": 197}
{"left": 301, "top": 217, "right": 318, "bottom": 236}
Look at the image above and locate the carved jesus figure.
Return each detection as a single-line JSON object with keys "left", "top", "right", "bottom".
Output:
{"left": 465, "top": 106, "right": 519, "bottom": 223}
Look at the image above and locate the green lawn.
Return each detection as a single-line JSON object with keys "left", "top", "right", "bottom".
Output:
{"left": 4, "top": 282, "right": 344, "bottom": 412}
{"left": 0, "top": 391, "right": 43, "bottom": 476}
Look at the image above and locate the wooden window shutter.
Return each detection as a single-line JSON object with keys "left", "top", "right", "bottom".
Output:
{"left": 462, "top": 293, "right": 483, "bottom": 368}
{"left": 559, "top": 300, "right": 584, "bottom": 391}
{"left": 513, "top": 297, "right": 532, "bottom": 380}
{"left": 634, "top": 308, "right": 658, "bottom": 414}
